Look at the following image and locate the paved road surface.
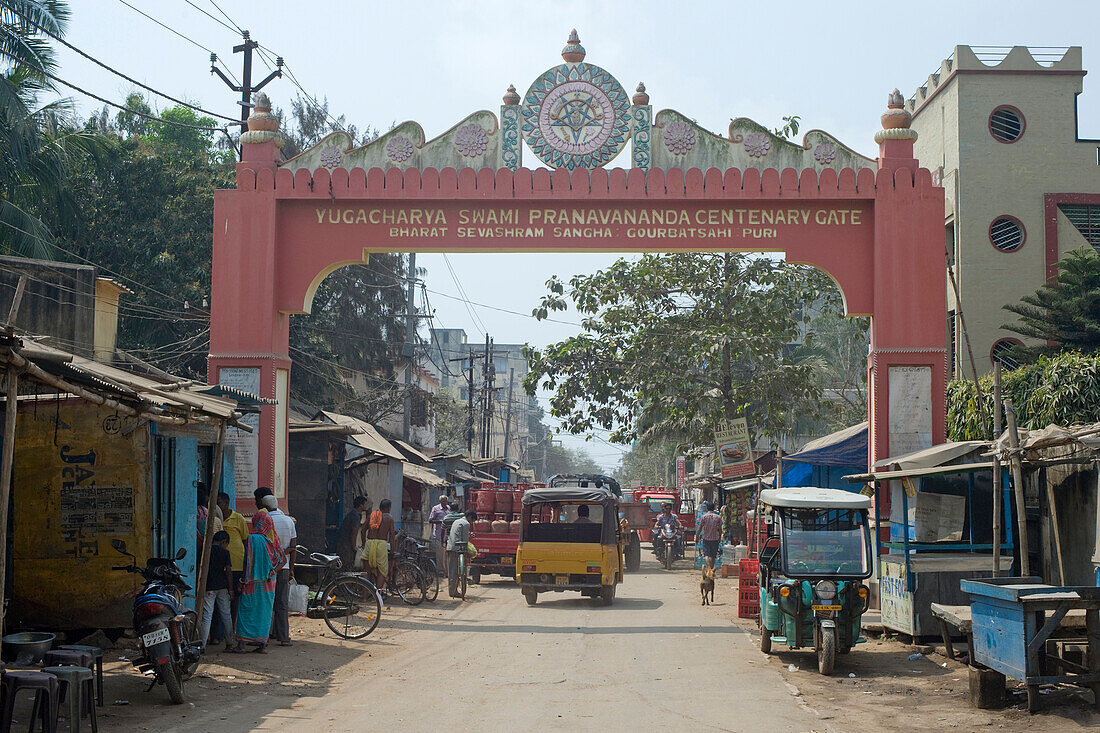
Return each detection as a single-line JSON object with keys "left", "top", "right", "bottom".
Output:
{"left": 258, "top": 558, "right": 816, "bottom": 732}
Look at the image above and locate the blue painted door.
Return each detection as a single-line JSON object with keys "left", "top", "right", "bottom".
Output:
{"left": 221, "top": 445, "right": 236, "bottom": 509}
{"left": 173, "top": 437, "right": 199, "bottom": 608}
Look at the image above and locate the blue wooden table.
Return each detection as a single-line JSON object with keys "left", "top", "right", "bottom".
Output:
{"left": 961, "top": 577, "right": 1100, "bottom": 713}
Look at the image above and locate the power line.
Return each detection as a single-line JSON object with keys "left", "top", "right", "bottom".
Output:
{"left": 205, "top": 0, "right": 243, "bottom": 33}
{"left": 22, "top": 59, "right": 231, "bottom": 132}
{"left": 182, "top": 0, "right": 237, "bottom": 35}
{"left": 117, "top": 0, "right": 213, "bottom": 54}
{"left": 7, "top": 5, "right": 239, "bottom": 123}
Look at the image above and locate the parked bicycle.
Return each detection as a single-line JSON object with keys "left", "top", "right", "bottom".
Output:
{"left": 379, "top": 545, "right": 426, "bottom": 606}
{"left": 395, "top": 532, "right": 439, "bottom": 602}
{"left": 294, "top": 546, "right": 381, "bottom": 639}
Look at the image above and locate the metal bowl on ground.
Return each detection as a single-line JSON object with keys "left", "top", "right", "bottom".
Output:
{"left": 2, "top": 631, "right": 56, "bottom": 665}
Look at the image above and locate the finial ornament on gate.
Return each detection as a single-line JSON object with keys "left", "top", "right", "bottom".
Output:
{"left": 562, "top": 29, "right": 586, "bottom": 62}
{"left": 240, "top": 92, "right": 284, "bottom": 147}
{"left": 874, "top": 88, "right": 917, "bottom": 144}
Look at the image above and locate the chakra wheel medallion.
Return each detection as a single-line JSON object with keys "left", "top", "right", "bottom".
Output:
{"left": 521, "top": 34, "right": 630, "bottom": 169}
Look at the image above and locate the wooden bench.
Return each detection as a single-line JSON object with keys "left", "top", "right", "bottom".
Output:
{"left": 930, "top": 603, "right": 974, "bottom": 661}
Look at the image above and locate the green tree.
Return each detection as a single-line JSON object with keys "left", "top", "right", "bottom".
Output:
{"left": 1002, "top": 248, "right": 1100, "bottom": 361}
{"left": 524, "top": 253, "right": 839, "bottom": 450}
{"left": 0, "top": 1, "right": 109, "bottom": 258}
{"left": 790, "top": 309, "right": 869, "bottom": 432}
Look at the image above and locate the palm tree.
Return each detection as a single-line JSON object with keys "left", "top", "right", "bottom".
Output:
{"left": 0, "top": 0, "right": 108, "bottom": 258}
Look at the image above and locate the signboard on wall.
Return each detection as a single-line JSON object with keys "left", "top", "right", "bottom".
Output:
{"left": 675, "top": 457, "right": 686, "bottom": 491}
{"left": 715, "top": 419, "right": 754, "bottom": 479}
{"left": 880, "top": 557, "right": 914, "bottom": 635}
{"left": 219, "top": 367, "right": 260, "bottom": 499}
{"left": 888, "top": 366, "right": 932, "bottom": 457}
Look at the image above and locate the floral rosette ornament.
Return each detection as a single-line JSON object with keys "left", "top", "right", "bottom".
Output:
{"left": 743, "top": 132, "right": 771, "bottom": 158}
{"left": 455, "top": 124, "right": 489, "bottom": 158}
{"left": 813, "top": 142, "right": 837, "bottom": 165}
{"left": 386, "top": 135, "right": 414, "bottom": 163}
{"left": 318, "top": 145, "right": 343, "bottom": 169}
{"left": 664, "top": 120, "right": 696, "bottom": 155}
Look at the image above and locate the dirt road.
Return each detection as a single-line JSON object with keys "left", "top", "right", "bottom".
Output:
{"left": 98, "top": 559, "right": 814, "bottom": 732}
{"left": 91, "top": 557, "right": 1100, "bottom": 732}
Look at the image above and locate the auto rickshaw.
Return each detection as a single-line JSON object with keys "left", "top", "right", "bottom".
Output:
{"left": 515, "top": 486, "right": 624, "bottom": 606}
{"left": 757, "top": 487, "right": 873, "bottom": 675}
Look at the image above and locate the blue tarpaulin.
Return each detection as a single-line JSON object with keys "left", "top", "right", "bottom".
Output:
{"left": 781, "top": 422, "right": 867, "bottom": 491}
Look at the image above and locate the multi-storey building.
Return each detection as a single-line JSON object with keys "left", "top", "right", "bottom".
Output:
{"left": 425, "top": 327, "right": 535, "bottom": 462}
{"left": 906, "top": 45, "right": 1100, "bottom": 377}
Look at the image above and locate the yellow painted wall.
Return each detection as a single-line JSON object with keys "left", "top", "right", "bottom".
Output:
{"left": 12, "top": 399, "right": 151, "bottom": 629}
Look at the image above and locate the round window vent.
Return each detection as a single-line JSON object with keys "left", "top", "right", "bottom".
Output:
{"left": 990, "top": 339, "right": 1023, "bottom": 369}
{"left": 989, "top": 216, "right": 1026, "bottom": 252}
{"left": 989, "top": 106, "right": 1024, "bottom": 143}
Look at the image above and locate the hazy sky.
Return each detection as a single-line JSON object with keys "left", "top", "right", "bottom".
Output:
{"left": 53, "top": 1, "right": 1100, "bottom": 469}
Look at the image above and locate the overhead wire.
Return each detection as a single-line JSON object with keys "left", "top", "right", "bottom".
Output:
{"left": 7, "top": 5, "right": 239, "bottom": 123}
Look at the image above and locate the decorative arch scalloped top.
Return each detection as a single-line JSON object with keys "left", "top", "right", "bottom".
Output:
{"left": 279, "top": 31, "right": 876, "bottom": 175}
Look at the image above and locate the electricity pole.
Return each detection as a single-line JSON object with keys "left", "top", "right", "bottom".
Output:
{"left": 503, "top": 367, "right": 515, "bottom": 459}
{"left": 211, "top": 30, "right": 283, "bottom": 157}
{"left": 401, "top": 253, "right": 417, "bottom": 442}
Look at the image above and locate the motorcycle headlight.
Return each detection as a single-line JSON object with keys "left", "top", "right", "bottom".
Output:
{"left": 815, "top": 580, "right": 837, "bottom": 600}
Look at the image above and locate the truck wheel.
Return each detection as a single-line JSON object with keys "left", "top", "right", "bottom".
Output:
{"left": 523, "top": 589, "right": 538, "bottom": 606}
{"left": 598, "top": 584, "right": 615, "bottom": 606}
{"left": 626, "top": 536, "right": 641, "bottom": 572}
{"left": 818, "top": 627, "right": 836, "bottom": 675}
{"left": 760, "top": 625, "right": 773, "bottom": 654}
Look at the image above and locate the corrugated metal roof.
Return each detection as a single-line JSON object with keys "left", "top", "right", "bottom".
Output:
{"left": 18, "top": 337, "right": 247, "bottom": 423}
{"left": 392, "top": 439, "right": 432, "bottom": 464}
{"left": 403, "top": 463, "right": 448, "bottom": 488}
{"left": 318, "top": 410, "right": 404, "bottom": 461}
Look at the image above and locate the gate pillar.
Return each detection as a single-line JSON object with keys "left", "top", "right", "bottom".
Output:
{"left": 208, "top": 94, "right": 290, "bottom": 504}
{"left": 868, "top": 90, "right": 947, "bottom": 518}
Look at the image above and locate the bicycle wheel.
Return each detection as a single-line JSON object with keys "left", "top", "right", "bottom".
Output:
{"left": 458, "top": 554, "right": 468, "bottom": 599}
{"left": 393, "top": 561, "right": 426, "bottom": 606}
{"left": 323, "top": 576, "right": 381, "bottom": 639}
{"left": 419, "top": 559, "right": 440, "bottom": 602}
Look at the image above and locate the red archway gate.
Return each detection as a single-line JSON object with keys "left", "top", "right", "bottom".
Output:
{"left": 209, "top": 34, "right": 944, "bottom": 509}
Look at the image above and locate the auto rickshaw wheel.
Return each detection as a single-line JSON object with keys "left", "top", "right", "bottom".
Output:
{"left": 598, "top": 584, "right": 615, "bottom": 606}
{"left": 818, "top": 627, "right": 836, "bottom": 675}
{"left": 523, "top": 589, "right": 538, "bottom": 606}
{"left": 760, "top": 625, "right": 773, "bottom": 654}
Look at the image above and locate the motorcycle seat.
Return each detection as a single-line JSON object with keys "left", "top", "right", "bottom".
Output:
{"left": 311, "top": 553, "right": 341, "bottom": 567}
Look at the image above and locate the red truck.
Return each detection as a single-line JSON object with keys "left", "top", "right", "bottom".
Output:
{"left": 630, "top": 487, "right": 697, "bottom": 544}
{"left": 465, "top": 483, "right": 544, "bottom": 584}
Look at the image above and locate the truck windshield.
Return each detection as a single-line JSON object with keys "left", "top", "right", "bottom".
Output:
{"left": 779, "top": 508, "right": 871, "bottom": 578}
{"left": 644, "top": 499, "right": 673, "bottom": 513}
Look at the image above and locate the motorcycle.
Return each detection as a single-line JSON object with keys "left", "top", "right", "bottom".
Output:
{"left": 652, "top": 524, "right": 683, "bottom": 571}
{"left": 111, "top": 539, "right": 201, "bottom": 704}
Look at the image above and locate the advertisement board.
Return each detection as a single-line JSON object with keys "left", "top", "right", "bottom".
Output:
{"left": 715, "top": 418, "right": 754, "bottom": 479}
{"left": 675, "top": 457, "right": 686, "bottom": 491}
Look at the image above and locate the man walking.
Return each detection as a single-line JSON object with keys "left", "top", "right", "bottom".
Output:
{"left": 258, "top": 489, "right": 296, "bottom": 646}
{"left": 337, "top": 496, "right": 369, "bottom": 570}
{"left": 427, "top": 494, "right": 450, "bottom": 577}
{"left": 447, "top": 510, "right": 477, "bottom": 598}
{"left": 217, "top": 492, "right": 248, "bottom": 622}
{"left": 698, "top": 502, "right": 723, "bottom": 569}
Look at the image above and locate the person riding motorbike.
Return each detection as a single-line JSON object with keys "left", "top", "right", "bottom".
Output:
{"left": 652, "top": 502, "right": 683, "bottom": 555}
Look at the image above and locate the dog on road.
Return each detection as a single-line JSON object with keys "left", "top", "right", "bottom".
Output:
{"left": 700, "top": 565, "right": 715, "bottom": 605}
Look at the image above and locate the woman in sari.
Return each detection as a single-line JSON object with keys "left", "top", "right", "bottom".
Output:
{"left": 232, "top": 511, "right": 281, "bottom": 653}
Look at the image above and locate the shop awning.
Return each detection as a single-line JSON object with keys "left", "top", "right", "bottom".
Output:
{"left": 784, "top": 422, "right": 868, "bottom": 467}
{"left": 403, "top": 463, "right": 448, "bottom": 488}
{"left": 871, "top": 441, "right": 989, "bottom": 471}
{"left": 317, "top": 410, "right": 404, "bottom": 461}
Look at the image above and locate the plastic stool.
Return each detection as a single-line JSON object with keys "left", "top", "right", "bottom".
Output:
{"left": 53, "top": 650, "right": 101, "bottom": 708}
{"left": 0, "top": 669, "right": 59, "bottom": 733}
{"left": 38, "top": 653, "right": 90, "bottom": 673}
{"left": 38, "top": 668, "right": 94, "bottom": 733}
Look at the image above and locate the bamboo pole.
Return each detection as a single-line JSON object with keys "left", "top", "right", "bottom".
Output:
{"left": 0, "top": 367, "right": 17, "bottom": 635}
{"left": 1004, "top": 399, "right": 1030, "bottom": 577}
{"left": 192, "top": 422, "right": 227, "bottom": 638}
{"left": 1046, "top": 474, "right": 1067, "bottom": 585}
{"left": 992, "top": 362, "right": 1003, "bottom": 577}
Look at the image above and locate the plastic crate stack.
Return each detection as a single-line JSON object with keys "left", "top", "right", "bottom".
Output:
{"left": 737, "top": 558, "right": 760, "bottom": 619}
{"left": 744, "top": 516, "right": 768, "bottom": 557}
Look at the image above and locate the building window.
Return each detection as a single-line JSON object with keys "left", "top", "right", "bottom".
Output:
{"left": 989, "top": 106, "right": 1025, "bottom": 143}
{"left": 989, "top": 216, "right": 1026, "bottom": 252}
{"left": 1058, "top": 204, "right": 1100, "bottom": 250}
{"left": 990, "top": 338, "right": 1023, "bottom": 369}
{"left": 411, "top": 389, "right": 427, "bottom": 427}
{"left": 442, "top": 332, "right": 449, "bottom": 344}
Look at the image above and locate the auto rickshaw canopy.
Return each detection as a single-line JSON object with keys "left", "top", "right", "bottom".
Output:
{"left": 520, "top": 486, "right": 619, "bottom": 545}
{"left": 760, "top": 487, "right": 871, "bottom": 510}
